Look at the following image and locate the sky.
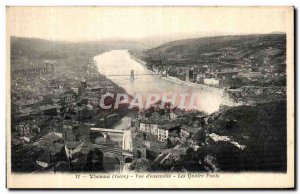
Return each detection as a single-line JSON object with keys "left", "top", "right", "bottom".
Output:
{"left": 7, "top": 6, "right": 289, "bottom": 42}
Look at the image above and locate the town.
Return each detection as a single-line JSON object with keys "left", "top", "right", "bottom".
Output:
{"left": 130, "top": 34, "right": 286, "bottom": 105}
{"left": 10, "top": 34, "right": 287, "bottom": 173}
{"left": 10, "top": 43, "right": 210, "bottom": 173}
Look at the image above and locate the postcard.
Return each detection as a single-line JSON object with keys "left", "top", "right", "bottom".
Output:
{"left": 6, "top": 6, "right": 294, "bottom": 189}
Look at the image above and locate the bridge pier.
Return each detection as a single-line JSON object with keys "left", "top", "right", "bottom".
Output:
{"left": 130, "top": 70, "right": 134, "bottom": 81}
{"left": 90, "top": 128, "right": 133, "bottom": 172}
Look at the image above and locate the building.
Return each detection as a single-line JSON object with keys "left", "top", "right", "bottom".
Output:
{"left": 204, "top": 78, "right": 219, "bottom": 86}
{"left": 143, "top": 141, "right": 151, "bottom": 148}
{"left": 139, "top": 121, "right": 159, "bottom": 136}
{"left": 39, "top": 104, "right": 62, "bottom": 116}
{"left": 138, "top": 109, "right": 185, "bottom": 142}
{"left": 189, "top": 68, "right": 194, "bottom": 80}
{"left": 60, "top": 92, "right": 77, "bottom": 104}
{"left": 186, "top": 69, "right": 190, "bottom": 82}
{"left": 138, "top": 121, "right": 165, "bottom": 141}
{"left": 62, "top": 122, "right": 90, "bottom": 143}
{"left": 63, "top": 124, "right": 79, "bottom": 142}
{"left": 238, "top": 71, "right": 263, "bottom": 79}
{"left": 157, "top": 127, "right": 169, "bottom": 142}
{"left": 138, "top": 119, "right": 181, "bottom": 142}
{"left": 180, "top": 125, "right": 200, "bottom": 140}
{"left": 135, "top": 145, "right": 147, "bottom": 159}
{"left": 162, "top": 69, "right": 168, "bottom": 77}
{"left": 17, "top": 123, "right": 31, "bottom": 135}
{"left": 20, "top": 135, "right": 35, "bottom": 143}
{"left": 18, "top": 107, "right": 33, "bottom": 116}
{"left": 43, "top": 132, "right": 62, "bottom": 143}
{"left": 36, "top": 152, "right": 52, "bottom": 168}
{"left": 169, "top": 109, "right": 178, "bottom": 119}
{"left": 71, "top": 87, "right": 79, "bottom": 94}
{"left": 158, "top": 122, "right": 181, "bottom": 142}
{"left": 216, "top": 71, "right": 239, "bottom": 80}
{"left": 81, "top": 80, "right": 87, "bottom": 88}
{"left": 196, "top": 74, "right": 205, "bottom": 83}
{"left": 65, "top": 142, "right": 84, "bottom": 159}
{"left": 82, "top": 91, "right": 102, "bottom": 106}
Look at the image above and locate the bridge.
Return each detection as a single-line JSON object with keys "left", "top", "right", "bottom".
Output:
{"left": 105, "top": 73, "right": 161, "bottom": 76}
{"left": 104, "top": 70, "right": 163, "bottom": 81}
{"left": 91, "top": 144, "right": 133, "bottom": 158}
{"left": 90, "top": 128, "right": 124, "bottom": 133}
{"left": 90, "top": 127, "right": 133, "bottom": 172}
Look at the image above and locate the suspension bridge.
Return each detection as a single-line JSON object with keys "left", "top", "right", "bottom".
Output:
{"left": 104, "top": 70, "right": 163, "bottom": 81}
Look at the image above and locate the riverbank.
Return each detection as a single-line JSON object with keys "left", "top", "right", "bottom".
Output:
{"left": 130, "top": 53, "right": 223, "bottom": 94}
{"left": 95, "top": 50, "right": 224, "bottom": 113}
{"left": 161, "top": 76, "right": 223, "bottom": 93}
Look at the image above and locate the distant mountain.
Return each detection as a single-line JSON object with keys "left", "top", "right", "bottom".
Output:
{"left": 137, "top": 31, "right": 226, "bottom": 48}
{"left": 143, "top": 34, "right": 286, "bottom": 72}
{"left": 10, "top": 36, "right": 148, "bottom": 60}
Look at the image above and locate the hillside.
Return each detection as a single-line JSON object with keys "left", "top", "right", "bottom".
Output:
{"left": 142, "top": 34, "right": 286, "bottom": 73}
{"left": 10, "top": 36, "right": 147, "bottom": 69}
{"left": 197, "top": 101, "right": 287, "bottom": 171}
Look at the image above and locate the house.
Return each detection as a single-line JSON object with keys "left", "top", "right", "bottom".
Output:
{"left": 138, "top": 110, "right": 183, "bottom": 142}
{"left": 65, "top": 142, "right": 84, "bottom": 159}
{"left": 238, "top": 71, "right": 262, "bottom": 79}
{"left": 36, "top": 152, "right": 52, "bottom": 168}
{"left": 169, "top": 109, "right": 178, "bottom": 119}
{"left": 60, "top": 91, "right": 77, "bottom": 104}
{"left": 39, "top": 104, "right": 62, "bottom": 112}
{"left": 204, "top": 78, "right": 219, "bottom": 86}
{"left": 216, "top": 71, "right": 238, "bottom": 80}
{"left": 19, "top": 107, "right": 33, "bottom": 116}
{"left": 17, "top": 123, "right": 31, "bottom": 135}
{"left": 81, "top": 91, "right": 102, "bottom": 106}
{"left": 63, "top": 124, "right": 79, "bottom": 142}
{"left": 139, "top": 122, "right": 151, "bottom": 133}
{"left": 157, "top": 127, "right": 168, "bottom": 142}
{"left": 158, "top": 122, "right": 181, "bottom": 142}
{"left": 139, "top": 114, "right": 162, "bottom": 135}
{"left": 43, "top": 132, "right": 62, "bottom": 143}
{"left": 62, "top": 122, "right": 90, "bottom": 142}
{"left": 12, "top": 136, "right": 22, "bottom": 146}
{"left": 135, "top": 145, "right": 147, "bottom": 159}
{"left": 143, "top": 141, "right": 151, "bottom": 148}
{"left": 20, "top": 135, "right": 35, "bottom": 143}
{"left": 139, "top": 121, "right": 159, "bottom": 136}
{"left": 180, "top": 125, "right": 200, "bottom": 140}
{"left": 71, "top": 87, "right": 79, "bottom": 94}
{"left": 168, "top": 130, "right": 180, "bottom": 143}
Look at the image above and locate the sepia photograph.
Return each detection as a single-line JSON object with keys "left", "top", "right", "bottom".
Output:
{"left": 6, "top": 6, "right": 294, "bottom": 189}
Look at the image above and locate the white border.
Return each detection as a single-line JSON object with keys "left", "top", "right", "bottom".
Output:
{"left": 0, "top": 0, "right": 298, "bottom": 193}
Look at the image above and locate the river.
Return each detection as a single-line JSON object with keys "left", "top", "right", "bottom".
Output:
{"left": 94, "top": 50, "right": 223, "bottom": 114}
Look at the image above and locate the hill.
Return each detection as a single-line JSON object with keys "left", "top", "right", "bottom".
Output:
{"left": 196, "top": 101, "right": 287, "bottom": 172}
{"left": 10, "top": 36, "right": 148, "bottom": 69}
{"left": 142, "top": 34, "right": 286, "bottom": 73}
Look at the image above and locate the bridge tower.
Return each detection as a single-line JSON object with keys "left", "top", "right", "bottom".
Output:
{"left": 130, "top": 70, "right": 134, "bottom": 81}
{"left": 186, "top": 68, "right": 190, "bottom": 82}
